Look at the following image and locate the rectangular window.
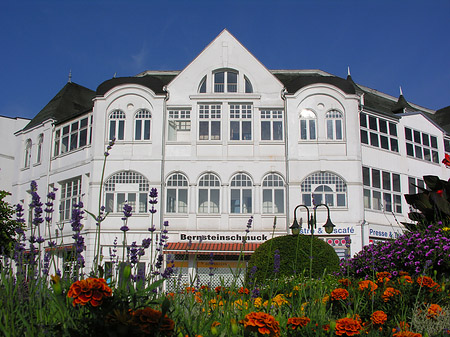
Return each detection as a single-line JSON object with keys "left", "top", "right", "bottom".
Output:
{"left": 168, "top": 110, "right": 191, "bottom": 141}
{"left": 405, "top": 127, "right": 439, "bottom": 163}
{"left": 360, "top": 113, "right": 398, "bottom": 152}
{"left": 199, "top": 104, "right": 221, "bottom": 140}
{"left": 54, "top": 117, "right": 91, "bottom": 156}
{"left": 59, "top": 177, "right": 82, "bottom": 222}
{"left": 363, "top": 167, "right": 402, "bottom": 213}
{"left": 230, "top": 104, "right": 252, "bottom": 141}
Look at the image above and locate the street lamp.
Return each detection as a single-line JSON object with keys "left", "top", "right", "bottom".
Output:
{"left": 291, "top": 203, "right": 336, "bottom": 278}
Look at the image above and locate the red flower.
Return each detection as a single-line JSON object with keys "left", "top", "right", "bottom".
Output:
{"left": 131, "top": 307, "right": 174, "bottom": 336}
{"left": 338, "top": 278, "right": 351, "bottom": 287}
{"left": 382, "top": 287, "right": 401, "bottom": 302}
{"left": 371, "top": 311, "right": 387, "bottom": 325}
{"left": 442, "top": 153, "right": 450, "bottom": 167}
{"left": 240, "top": 311, "right": 280, "bottom": 337}
{"left": 238, "top": 287, "right": 249, "bottom": 295}
{"left": 331, "top": 288, "right": 349, "bottom": 301}
{"left": 335, "top": 317, "right": 362, "bottom": 336}
{"left": 67, "top": 278, "right": 112, "bottom": 307}
{"left": 286, "top": 317, "right": 310, "bottom": 330}
{"left": 358, "top": 280, "right": 378, "bottom": 293}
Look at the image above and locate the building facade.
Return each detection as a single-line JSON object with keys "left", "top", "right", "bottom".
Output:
{"left": 7, "top": 30, "right": 450, "bottom": 283}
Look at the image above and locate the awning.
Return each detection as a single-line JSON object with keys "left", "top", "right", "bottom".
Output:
{"left": 164, "top": 242, "right": 260, "bottom": 256}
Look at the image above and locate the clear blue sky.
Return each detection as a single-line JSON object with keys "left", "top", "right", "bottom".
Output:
{"left": 1, "top": 0, "right": 449, "bottom": 120}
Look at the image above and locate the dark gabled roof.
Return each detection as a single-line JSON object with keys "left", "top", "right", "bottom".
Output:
{"left": 430, "top": 106, "right": 450, "bottom": 134}
{"left": 96, "top": 74, "right": 176, "bottom": 96}
{"left": 272, "top": 72, "right": 356, "bottom": 95}
{"left": 23, "top": 82, "right": 95, "bottom": 131}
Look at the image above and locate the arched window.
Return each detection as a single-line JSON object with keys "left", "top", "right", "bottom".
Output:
{"left": 214, "top": 70, "right": 238, "bottom": 93}
{"left": 36, "top": 134, "right": 43, "bottom": 164}
{"left": 104, "top": 171, "right": 149, "bottom": 213}
{"left": 198, "top": 173, "right": 220, "bottom": 214}
{"left": 134, "top": 109, "right": 151, "bottom": 140}
{"left": 326, "top": 110, "right": 343, "bottom": 140}
{"left": 24, "top": 139, "right": 32, "bottom": 168}
{"left": 244, "top": 76, "right": 253, "bottom": 93}
{"left": 166, "top": 173, "right": 188, "bottom": 213}
{"left": 299, "top": 109, "right": 316, "bottom": 140}
{"left": 198, "top": 76, "right": 206, "bottom": 93}
{"left": 262, "top": 174, "right": 285, "bottom": 214}
{"left": 230, "top": 173, "right": 252, "bottom": 214}
{"left": 109, "top": 110, "right": 125, "bottom": 141}
{"left": 301, "top": 172, "right": 347, "bottom": 207}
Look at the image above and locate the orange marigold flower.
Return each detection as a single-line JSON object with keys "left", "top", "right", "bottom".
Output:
{"left": 382, "top": 287, "right": 401, "bottom": 302}
{"left": 331, "top": 288, "right": 349, "bottom": 301}
{"left": 194, "top": 292, "right": 203, "bottom": 303}
{"left": 417, "top": 276, "right": 438, "bottom": 289}
{"left": 358, "top": 280, "right": 378, "bottom": 293}
{"left": 240, "top": 311, "right": 281, "bottom": 337}
{"left": 286, "top": 317, "right": 310, "bottom": 330}
{"left": 335, "top": 317, "right": 362, "bottom": 336}
{"left": 185, "top": 287, "right": 196, "bottom": 293}
{"left": 338, "top": 278, "right": 351, "bottom": 287}
{"left": 214, "top": 286, "right": 225, "bottom": 293}
{"left": 377, "top": 271, "right": 391, "bottom": 284}
{"left": 371, "top": 311, "right": 387, "bottom": 325}
{"left": 67, "top": 277, "right": 112, "bottom": 307}
{"left": 393, "top": 331, "right": 422, "bottom": 337}
{"left": 238, "top": 287, "right": 249, "bottom": 295}
{"left": 399, "top": 271, "right": 409, "bottom": 276}
{"left": 131, "top": 307, "right": 174, "bottom": 336}
{"left": 427, "top": 303, "right": 443, "bottom": 319}
{"left": 322, "top": 324, "right": 330, "bottom": 332}
{"left": 399, "top": 275, "right": 413, "bottom": 284}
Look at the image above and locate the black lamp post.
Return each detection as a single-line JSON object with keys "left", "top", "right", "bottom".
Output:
{"left": 291, "top": 203, "right": 336, "bottom": 278}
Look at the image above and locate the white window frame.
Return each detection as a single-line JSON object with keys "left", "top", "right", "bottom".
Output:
{"left": 166, "top": 173, "right": 188, "bottom": 214}
{"left": 199, "top": 104, "right": 221, "bottom": 141}
{"left": 109, "top": 110, "right": 125, "bottom": 141}
{"left": 299, "top": 109, "right": 316, "bottom": 140}
{"left": 36, "top": 134, "right": 43, "bottom": 164}
{"left": 24, "top": 139, "right": 32, "bottom": 168}
{"left": 229, "top": 104, "right": 252, "bottom": 141}
{"left": 405, "top": 127, "right": 439, "bottom": 163}
{"left": 168, "top": 109, "right": 191, "bottom": 141}
{"left": 134, "top": 109, "right": 151, "bottom": 141}
{"left": 59, "top": 177, "right": 82, "bottom": 222}
{"left": 198, "top": 173, "right": 220, "bottom": 214}
{"left": 54, "top": 116, "right": 91, "bottom": 156}
{"left": 301, "top": 172, "right": 347, "bottom": 207}
{"left": 230, "top": 173, "right": 253, "bottom": 214}
{"left": 262, "top": 174, "right": 285, "bottom": 214}
{"left": 214, "top": 70, "right": 238, "bottom": 93}
{"left": 104, "top": 171, "right": 149, "bottom": 214}
{"left": 360, "top": 113, "right": 399, "bottom": 152}
{"left": 326, "top": 110, "right": 343, "bottom": 140}
{"left": 260, "top": 110, "right": 283, "bottom": 141}
{"left": 363, "top": 167, "right": 402, "bottom": 213}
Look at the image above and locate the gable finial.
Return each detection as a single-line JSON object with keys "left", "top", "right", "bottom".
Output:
{"left": 68, "top": 69, "right": 72, "bottom": 83}
{"left": 347, "top": 66, "right": 351, "bottom": 77}
{"left": 399, "top": 86, "right": 403, "bottom": 96}
{"left": 113, "top": 72, "right": 117, "bottom": 78}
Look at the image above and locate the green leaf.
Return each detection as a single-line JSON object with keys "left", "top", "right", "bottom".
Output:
{"left": 423, "top": 175, "right": 444, "bottom": 191}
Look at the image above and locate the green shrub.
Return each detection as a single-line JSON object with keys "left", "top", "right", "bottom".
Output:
{"left": 247, "top": 234, "right": 340, "bottom": 283}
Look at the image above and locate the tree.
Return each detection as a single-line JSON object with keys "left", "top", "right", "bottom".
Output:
{"left": 0, "top": 190, "right": 20, "bottom": 256}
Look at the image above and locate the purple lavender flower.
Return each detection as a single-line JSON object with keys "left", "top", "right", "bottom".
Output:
{"left": 149, "top": 188, "right": 158, "bottom": 214}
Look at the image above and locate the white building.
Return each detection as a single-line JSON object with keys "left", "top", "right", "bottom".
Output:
{"left": 7, "top": 30, "right": 450, "bottom": 282}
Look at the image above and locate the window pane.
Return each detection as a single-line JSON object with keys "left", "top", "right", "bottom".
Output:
{"left": 370, "top": 133, "right": 379, "bottom": 147}
{"left": 373, "top": 191, "right": 381, "bottom": 210}
{"left": 337, "top": 193, "right": 346, "bottom": 206}
{"left": 383, "top": 193, "right": 392, "bottom": 212}
{"left": 325, "top": 193, "right": 334, "bottom": 206}
{"left": 390, "top": 138, "right": 399, "bottom": 152}
{"left": 432, "top": 151, "right": 439, "bottom": 163}
{"left": 302, "top": 194, "right": 311, "bottom": 206}
{"left": 363, "top": 167, "right": 370, "bottom": 186}
{"left": 369, "top": 116, "right": 377, "bottom": 131}
{"left": 135, "top": 120, "right": 142, "bottom": 140}
{"left": 79, "top": 129, "right": 87, "bottom": 147}
{"left": 379, "top": 119, "right": 388, "bottom": 134}
{"left": 363, "top": 189, "right": 371, "bottom": 208}
{"left": 242, "top": 189, "right": 252, "bottom": 213}
{"left": 389, "top": 123, "right": 397, "bottom": 136}
{"left": 431, "top": 136, "right": 438, "bottom": 149}
{"left": 335, "top": 120, "right": 342, "bottom": 140}
{"left": 139, "top": 193, "right": 147, "bottom": 213}
{"left": 360, "top": 113, "right": 367, "bottom": 127}
{"left": 423, "top": 148, "right": 431, "bottom": 161}
{"left": 118, "top": 121, "right": 125, "bottom": 140}
{"left": 406, "top": 143, "right": 414, "bottom": 156}
{"left": 394, "top": 195, "right": 402, "bottom": 213}
{"left": 273, "top": 121, "right": 283, "bottom": 140}
{"left": 178, "top": 189, "right": 188, "bottom": 213}
{"left": 408, "top": 177, "right": 416, "bottom": 194}
{"left": 300, "top": 120, "right": 307, "bottom": 140}
{"left": 117, "top": 193, "right": 126, "bottom": 212}
{"left": 262, "top": 189, "right": 272, "bottom": 213}
{"left": 361, "top": 130, "right": 368, "bottom": 144}
{"left": 231, "top": 190, "right": 240, "bottom": 213}
{"left": 261, "top": 121, "right": 271, "bottom": 140}
{"left": 327, "top": 120, "right": 333, "bottom": 139}
{"left": 382, "top": 171, "right": 391, "bottom": 190}
{"left": 422, "top": 133, "right": 430, "bottom": 146}
{"left": 372, "top": 169, "right": 380, "bottom": 188}
{"left": 380, "top": 135, "right": 389, "bottom": 149}
{"left": 242, "top": 121, "right": 251, "bottom": 140}
{"left": 210, "top": 189, "right": 220, "bottom": 213}
{"left": 405, "top": 128, "right": 412, "bottom": 141}
{"left": 274, "top": 189, "right": 284, "bottom": 213}
{"left": 167, "top": 189, "right": 176, "bottom": 213}
{"left": 70, "top": 132, "right": 78, "bottom": 151}
{"left": 413, "top": 130, "right": 421, "bottom": 143}
{"left": 106, "top": 193, "right": 114, "bottom": 213}
{"left": 199, "top": 189, "right": 208, "bottom": 213}
{"left": 230, "top": 121, "right": 240, "bottom": 140}
{"left": 211, "top": 121, "right": 220, "bottom": 140}
{"left": 227, "top": 72, "right": 237, "bottom": 92}
{"left": 214, "top": 72, "right": 224, "bottom": 92}
{"left": 415, "top": 145, "right": 423, "bottom": 159}
{"left": 392, "top": 174, "right": 401, "bottom": 192}
{"left": 309, "top": 120, "right": 316, "bottom": 139}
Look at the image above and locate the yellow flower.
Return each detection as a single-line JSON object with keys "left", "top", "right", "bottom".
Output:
{"left": 442, "top": 227, "right": 450, "bottom": 231}
{"left": 253, "top": 297, "right": 264, "bottom": 308}
{"left": 272, "top": 294, "right": 289, "bottom": 307}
